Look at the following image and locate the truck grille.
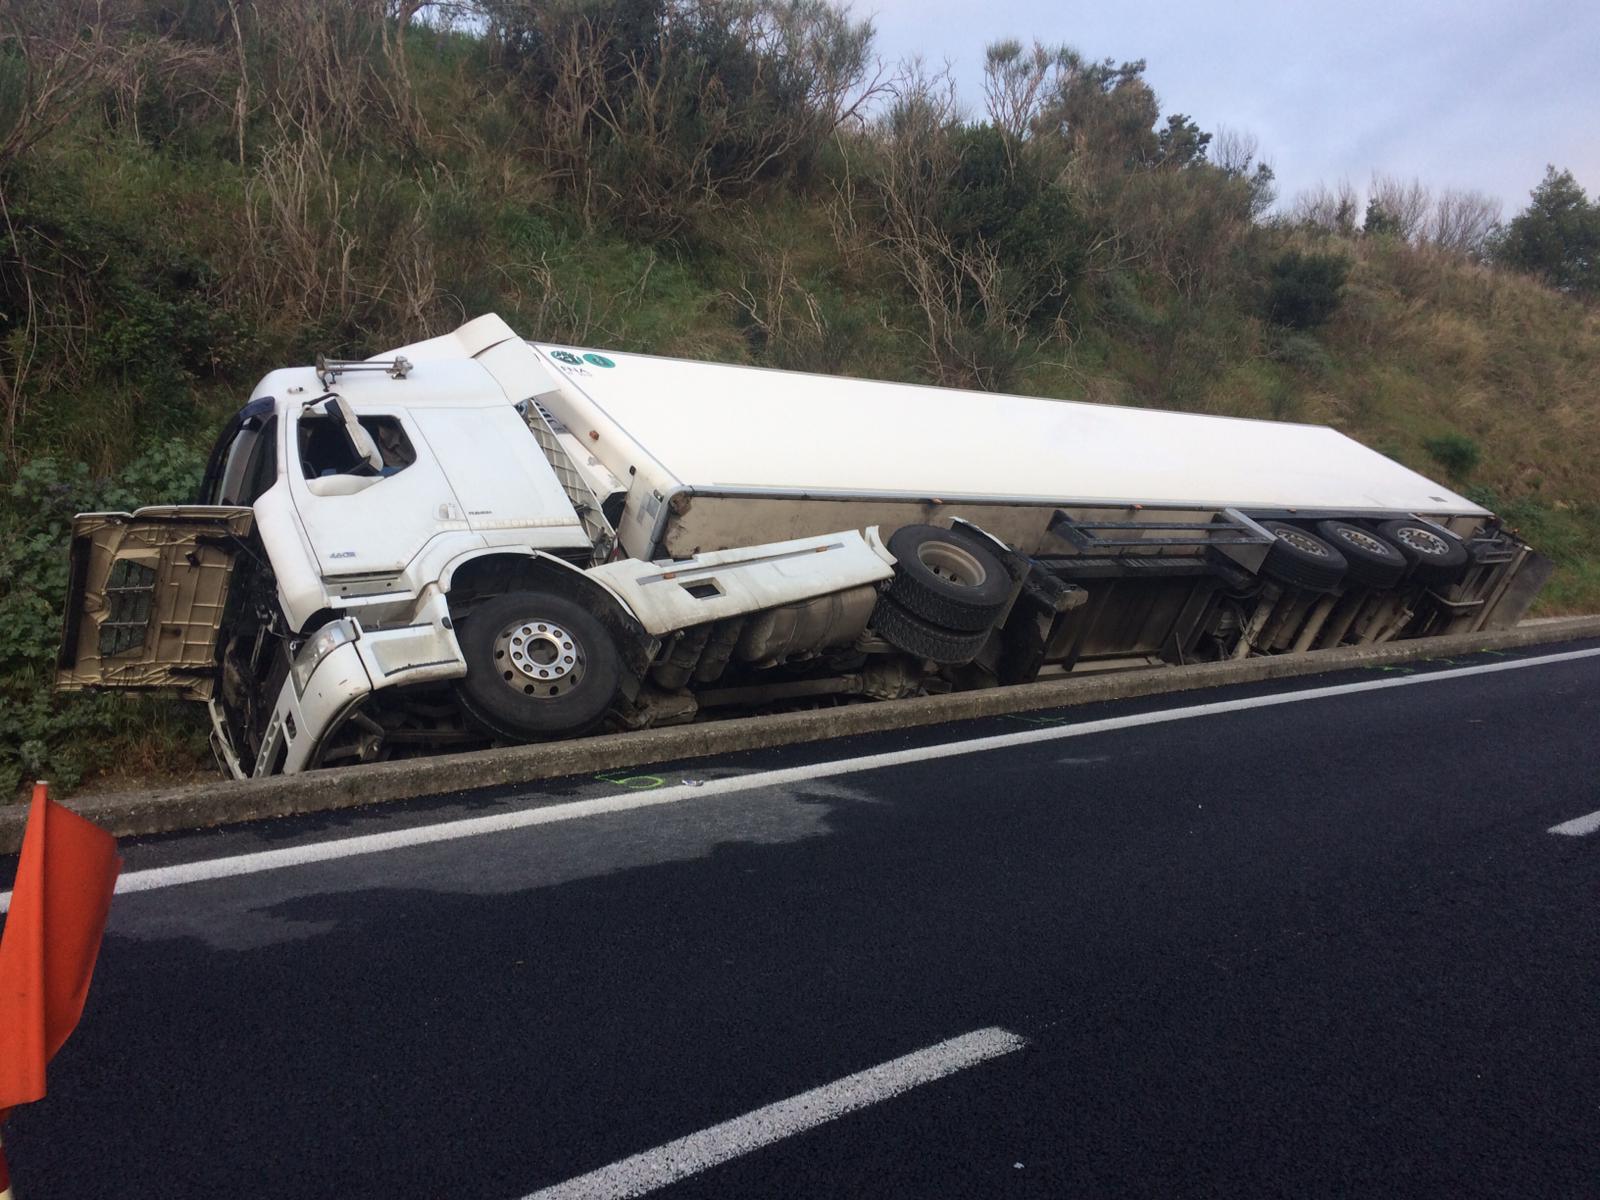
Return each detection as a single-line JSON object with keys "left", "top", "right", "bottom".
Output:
{"left": 100, "top": 559, "right": 157, "bottom": 656}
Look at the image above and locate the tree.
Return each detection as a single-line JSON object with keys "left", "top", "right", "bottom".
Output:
{"left": 1364, "top": 198, "right": 1400, "bottom": 239}
{"left": 1154, "top": 113, "right": 1209, "bottom": 170}
{"left": 981, "top": 39, "right": 1068, "bottom": 147}
{"left": 1365, "top": 174, "right": 1429, "bottom": 241}
{"left": 937, "top": 123, "right": 1088, "bottom": 326}
{"left": 1212, "top": 126, "right": 1276, "bottom": 218}
{"left": 1038, "top": 54, "right": 1162, "bottom": 174}
{"left": 1492, "top": 166, "right": 1600, "bottom": 298}
{"left": 1425, "top": 188, "right": 1501, "bottom": 258}
{"left": 1292, "top": 180, "right": 1360, "bottom": 236}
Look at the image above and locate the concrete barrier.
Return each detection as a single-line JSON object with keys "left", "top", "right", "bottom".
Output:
{"left": 6, "top": 615, "right": 1600, "bottom": 853}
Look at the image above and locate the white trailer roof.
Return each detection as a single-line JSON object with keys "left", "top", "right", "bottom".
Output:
{"left": 528, "top": 343, "right": 1487, "bottom": 518}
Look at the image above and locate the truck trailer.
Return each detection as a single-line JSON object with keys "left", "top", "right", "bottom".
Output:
{"left": 56, "top": 314, "right": 1552, "bottom": 778}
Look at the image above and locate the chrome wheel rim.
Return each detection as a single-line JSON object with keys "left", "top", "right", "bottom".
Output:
{"left": 1275, "top": 528, "right": 1329, "bottom": 557}
{"left": 1395, "top": 527, "right": 1450, "bottom": 557}
{"left": 493, "top": 618, "right": 584, "bottom": 698}
{"left": 1336, "top": 527, "right": 1389, "bottom": 556}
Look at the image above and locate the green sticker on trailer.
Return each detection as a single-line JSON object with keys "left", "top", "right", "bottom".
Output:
{"left": 550, "top": 350, "right": 583, "bottom": 365}
{"left": 582, "top": 353, "right": 615, "bottom": 368}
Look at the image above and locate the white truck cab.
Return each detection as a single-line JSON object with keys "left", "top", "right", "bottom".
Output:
{"left": 58, "top": 317, "right": 896, "bottom": 776}
{"left": 57, "top": 315, "right": 1551, "bottom": 778}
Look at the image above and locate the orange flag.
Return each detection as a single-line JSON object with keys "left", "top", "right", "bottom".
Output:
{"left": 0, "top": 783, "right": 121, "bottom": 1186}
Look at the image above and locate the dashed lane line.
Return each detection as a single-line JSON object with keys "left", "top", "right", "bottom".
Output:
{"left": 1548, "top": 808, "right": 1600, "bottom": 837}
{"left": 519, "top": 1026, "right": 1028, "bottom": 1199}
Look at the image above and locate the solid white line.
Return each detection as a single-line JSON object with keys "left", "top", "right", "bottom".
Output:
{"left": 1548, "top": 808, "right": 1600, "bottom": 837}
{"left": 520, "top": 1026, "right": 1027, "bottom": 1200}
{"left": 3, "top": 644, "right": 1598, "bottom": 911}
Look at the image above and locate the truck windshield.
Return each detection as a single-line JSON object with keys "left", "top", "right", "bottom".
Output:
{"left": 236, "top": 416, "right": 278, "bottom": 504}
{"left": 208, "top": 414, "right": 278, "bottom": 505}
{"left": 198, "top": 397, "right": 275, "bottom": 504}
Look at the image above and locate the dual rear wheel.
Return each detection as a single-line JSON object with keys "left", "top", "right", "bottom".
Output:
{"left": 1258, "top": 519, "right": 1467, "bottom": 591}
{"left": 871, "top": 525, "right": 1012, "bottom": 664}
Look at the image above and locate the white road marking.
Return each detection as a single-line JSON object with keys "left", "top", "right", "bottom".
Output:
{"left": 520, "top": 1026, "right": 1027, "bottom": 1200}
{"left": 1548, "top": 808, "right": 1600, "bottom": 837}
{"left": 3, "top": 644, "right": 1598, "bottom": 911}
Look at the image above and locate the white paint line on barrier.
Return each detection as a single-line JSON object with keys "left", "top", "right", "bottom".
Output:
{"left": 4, "top": 644, "right": 1599, "bottom": 911}
{"left": 1548, "top": 808, "right": 1600, "bottom": 837}
{"left": 520, "top": 1026, "right": 1028, "bottom": 1200}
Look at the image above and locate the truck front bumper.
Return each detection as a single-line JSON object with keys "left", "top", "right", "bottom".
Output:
{"left": 211, "top": 593, "right": 466, "bottom": 779}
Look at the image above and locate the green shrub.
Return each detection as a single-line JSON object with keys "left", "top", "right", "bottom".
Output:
{"left": 938, "top": 124, "right": 1088, "bottom": 327}
{"left": 1099, "top": 271, "right": 1164, "bottom": 336}
{"left": 489, "top": 0, "right": 874, "bottom": 231}
{"left": 1267, "top": 375, "right": 1301, "bottom": 421}
{"left": 1265, "top": 250, "right": 1350, "bottom": 330}
{"left": 1271, "top": 332, "right": 1333, "bottom": 378}
{"left": 0, "top": 443, "right": 210, "bottom": 797}
{"left": 1423, "top": 432, "right": 1481, "bottom": 478}
{"left": 1465, "top": 487, "right": 1600, "bottom": 612}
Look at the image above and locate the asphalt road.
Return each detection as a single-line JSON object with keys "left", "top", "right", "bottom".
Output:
{"left": 4, "top": 642, "right": 1599, "bottom": 1198}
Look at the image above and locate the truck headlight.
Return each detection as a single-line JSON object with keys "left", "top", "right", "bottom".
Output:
{"left": 292, "top": 619, "right": 360, "bottom": 695}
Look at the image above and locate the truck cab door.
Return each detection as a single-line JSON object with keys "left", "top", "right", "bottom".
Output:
{"left": 57, "top": 506, "right": 256, "bottom": 700}
{"left": 287, "top": 401, "right": 468, "bottom": 577}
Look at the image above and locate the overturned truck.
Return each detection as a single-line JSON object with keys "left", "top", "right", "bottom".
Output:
{"left": 57, "top": 315, "right": 1551, "bottom": 778}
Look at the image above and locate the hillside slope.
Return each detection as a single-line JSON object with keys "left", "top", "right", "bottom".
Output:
{"left": 2, "top": 1, "right": 1596, "bottom": 792}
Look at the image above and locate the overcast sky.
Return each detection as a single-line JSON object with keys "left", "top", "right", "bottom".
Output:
{"left": 863, "top": 0, "right": 1598, "bottom": 217}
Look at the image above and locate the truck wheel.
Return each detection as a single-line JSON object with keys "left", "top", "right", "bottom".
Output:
{"left": 869, "top": 597, "right": 990, "bottom": 665}
{"left": 456, "top": 591, "right": 622, "bottom": 741}
{"left": 885, "top": 524, "right": 1012, "bottom": 632}
{"left": 1314, "top": 520, "right": 1407, "bottom": 589}
{"left": 1258, "top": 521, "right": 1347, "bottom": 592}
{"left": 1375, "top": 520, "right": 1470, "bottom": 585}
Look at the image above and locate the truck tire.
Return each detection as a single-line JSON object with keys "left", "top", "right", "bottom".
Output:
{"left": 1314, "top": 520, "right": 1407, "bottom": 589}
{"left": 1258, "top": 521, "right": 1347, "bottom": 592}
{"left": 885, "top": 524, "right": 1012, "bottom": 632}
{"left": 456, "top": 591, "right": 622, "bottom": 741}
{"left": 1375, "top": 520, "right": 1470, "bottom": 585}
{"left": 869, "top": 597, "right": 991, "bottom": 665}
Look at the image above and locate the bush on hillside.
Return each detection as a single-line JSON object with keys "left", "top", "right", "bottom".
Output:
{"left": 1264, "top": 250, "right": 1350, "bottom": 330}
{"left": 1423, "top": 432, "right": 1481, "bottom": 479}
{"left": 1, "top": 443, "right": 210, "bottom": 795}
{"left": 937, "top": 124, "right": 1088, "bottom": 328}
{"left": 484, "top": 0, "right": 876, "bottom": 232}
{"left": 1271, "top": 332, "right": 1332, "bottom": 378}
